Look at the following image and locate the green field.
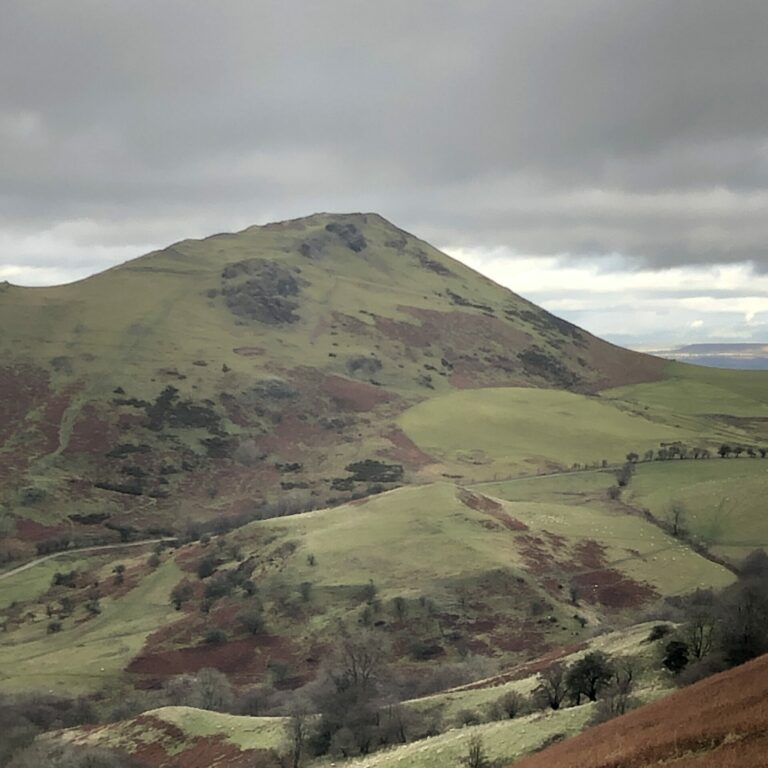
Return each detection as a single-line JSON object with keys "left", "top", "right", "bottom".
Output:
{"left": 254, "top": 483, "right": 530, "bottom": 593}
{"left": 398, "top": 386, "right": 749, "bottom": 482}
{"left": 628, "top": 459, "right": 768, "bottom": 561}
{"left": 0, "top": 553, "right": 95, "bottom": 610}
{"left": 606, "top": 361, "right": 768, "bottom": 417}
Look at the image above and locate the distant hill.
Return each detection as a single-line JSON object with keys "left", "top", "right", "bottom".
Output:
{"left": 0, "top": 213, "right": 664, "bottom": 554}
{"left": 654, "top": 342, "right": 768, "bottom": 369}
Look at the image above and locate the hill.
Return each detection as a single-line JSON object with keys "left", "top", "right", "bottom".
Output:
{"left": 0, "top": 480, "right": 733, "bottom": 694}
{"left": 0, "top": 212, "right": 664, "bottom": 558}
{"left": 511, "top": 649, "right": 768, "bottom": 768}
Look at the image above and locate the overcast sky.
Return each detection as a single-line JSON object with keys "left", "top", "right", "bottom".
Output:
{"left": 3, "top": 1, "right": 768, "bottom": 346}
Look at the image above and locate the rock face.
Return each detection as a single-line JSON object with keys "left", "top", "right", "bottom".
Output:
{"left": 0, "top": 212, "right": 665, "bottom": 551}
{"left": 221, "top": 259, "right": 303, "bottom": 324}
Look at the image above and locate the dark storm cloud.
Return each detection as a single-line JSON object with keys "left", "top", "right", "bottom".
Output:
{"left": 3, "top": 0, "right": 768, "bottom": 273}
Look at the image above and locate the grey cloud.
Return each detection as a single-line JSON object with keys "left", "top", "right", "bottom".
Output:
{"left": 3, "top": 0, "right": 768, "bottom": 273}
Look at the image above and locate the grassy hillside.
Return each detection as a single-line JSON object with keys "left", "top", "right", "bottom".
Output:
{"left": 400, "top": 387, "right": 705, "bottom": 480}
{"left": 55, "top": 706, "right": 288, "bottom": 767}
{"left": 0, "top": 479, "right": 732, "bottom": 694}
{"left": 0, "top": 555, "right": 181, "bottom": 693}
{"left": 627, "top": 459, "right": 768, "bottom": 562}
{"left": 607, "top": 360, "right": 768, "bottom": 418}
{"left": 0, "top": 473, "right": 733, "bottom": 690}
{"left": 397, "top": 364, "right": 768, "bottom": 483}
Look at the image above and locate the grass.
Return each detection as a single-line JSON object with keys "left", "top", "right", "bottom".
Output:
{"left": 606, "top": 360, "right": 768, "bottom": 416}
{"left": 480, "top": 491, "right": 734, "bottom": 598}
{"left": 398, "top": 387, "right": 729, "bottom": 481}
{"left": 57, "top": 706, "right": 288, "bottom": 760}
{"left": 332, "top": 707, "right": 594, "bottom": 768}
{"left": 476, "top": 469, "right": 618, "bottom": 503}
{"left": 149, "top": 707, "right": 287, "bottom": 751}
{"left": 0, "top": 553, "right": 93, "bottom": 610}
{"left": 237, "top": 481, "right": 732, "bottom": 661}
{"left": 628, "top": 459, "right": 768, "bottom": 561}
{"left": 0, "top": 558, "right": 181, "bottom": 692}
{"left": 255, "top": 483, "right": 527, "bottom": 591}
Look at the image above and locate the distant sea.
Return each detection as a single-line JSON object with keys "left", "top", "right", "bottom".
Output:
{"left": 649, "top": 343, "right": 768, "bottom": 370}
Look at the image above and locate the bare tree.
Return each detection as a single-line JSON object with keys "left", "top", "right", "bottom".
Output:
{"left": 685, "top": 610, "right": 717, "bottom": 660}
{"left": 460, "top": 734, "right": 493, "bottom": 768}
{"left": 286, "top": 706, "right": 309, "bottom": 768}
{"left": 332, "top": 626, "right": 387, "bottom": 694}
{"left": 668, "top": 502, "right": 687, "bottom": 538}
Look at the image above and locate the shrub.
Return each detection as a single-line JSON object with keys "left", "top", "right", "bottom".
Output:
{"left": 238, "top": 608, "right": 265, "bottom": 635}
{"left": 197, "top": 555, "right": 217, "bottom": 579}
{"left": 455, "top": 708, "right": 483, "bottom": 727}
{"left": 647, "top": 624, "right": 672, "bottom": 642}
{"left": 496, "top": 691, "right": 526, "bottom": 719}
{"left": 170, "top": 581, "right": 194, "bottom": 610}
{"left": 663, "top": 640, "right": 690, "bottom": 673}
{"left": 204, "top": 628, "right": 228, "bottom": 645}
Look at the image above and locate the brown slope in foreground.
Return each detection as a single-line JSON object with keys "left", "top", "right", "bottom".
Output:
{"left": 512, "top": 654, "right": 768, "bottom": 768}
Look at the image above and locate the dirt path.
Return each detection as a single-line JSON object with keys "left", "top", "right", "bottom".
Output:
{"left": 0, "top": 538, "right": 175, "bottom": 582}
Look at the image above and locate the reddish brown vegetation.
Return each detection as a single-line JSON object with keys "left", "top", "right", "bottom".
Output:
{"left": 581, "top": 336, "right": 667, "bottom": 390}
{"left": 13, "top": 518, "right": 67, "bottom": 542}
{"left": 383, "top": 427, "right": 434, "bottom": 467}
{"left": 0, "top": 365, "right": 50, "bottom": 444}
{"left": 320, "top": 374, "right": 391, "bottom": 412}
{"left": 459, "top": 489, "right": 529, "bottom": 531}
{"left": 512, "top": 652, "right": 768, "bottom": 768}
{"left": 518, "top": 535, "right": 658, "bottom": 610}
{"left": 100, "top": 714, "right": 281, "bottom": 768}
{"left": 63, "top": 403, "right": 115, "bottom": 455}
{"left": 128, "top": 626, "right": 306, "bottom": 687}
